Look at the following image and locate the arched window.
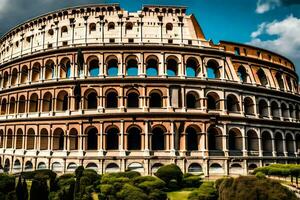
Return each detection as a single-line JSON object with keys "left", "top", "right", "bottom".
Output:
{"left": 108, "top": 22, "right": 115, "bottom": 31}
{"left": 20, "top": 66, "right": 28, "bottom": 84}
{"left": 1, "top": 98, "right": 6, "bottom": 115}
{"left": 45, "top": 60, "right": 55, "bottom": 80}
{"left": 275, "top": 72, "right": 284, "bottom": 90}
{"left": 0, "top": 130, "right": 3, "bottom": 148}
{"left": 61, "top": 26, "right": 68, "bottom": 36}
{"left": 16, "top": 129, "right": 23, "bottom": 149}
{"left": 286, "top": 77, "right": 292, "bottom": 91}
{"left": 247, "top": 130, "right": 258, "bottom": 151}
{"left": 127, "top": 91, "right": 139, "bottom": 108}
{"left": 271, "top": 101, "right": 280, "bottom": 119}
{"left": 289, "top": 104, "right": 295, "bottom": 119}
{"left": 206, "top": 60, "right": 220, "bottom": 79}
{"left": 89, "top": 23, "right": 96, "bottom": 33}
{"left": 244, "top": 97, "right": 254, "bottom": 115}
{"left": 40, "top": 129, "right": 48, "bottom": 150}
{"left": 146, "top": 58, "right": 158, "bottom": 76}
{"left": 275, "top": 132, "right": 284, "bottom": 154}
{"left": 296, "top": 134, "right": 300, "bottom": 152}
{"left": 11, "top": 68, "right": 18, "bottom": 85}
{"left": 149, "top": 90, "right": 163, "bottom": 108}
{"left": 237, "top": 65, "right": 247, "bottom": 82}
{"left": 18, "top": 96, "right": 26, "bottom": 113}
{"left": 166, "top": 23, "right": 173, "bottom": 31}
{"left": 126, "top": 59, "right": 138, "bottom": 76}
{"left": 29, "top": 93, "right": 38, "bottom": 113}
{"left": 69, "top": 128, "right": 78, "bottom": 150}
{"left": 56, "top": 91, "right": 68, "bottom": 111}
{"left": 32, "top": 63, "right": 40, "bottom": 82}
{"left": 107, "top": 58, "right": 118, "bottom": 76}
{"left": 286, "top": 133, "right": 295, "bottom": 154}
{"left": 167, "top": 58, "right": 178, "bottom": 76}
{"left": 106, "top": 127, "right": 119, "bottom": 150}
{"left": 186, "top": 92, "right": 199, "bottom": 109}
{"left": 151, "top": 127, "right": 165, "bottom": 150}
{"left": 186, "top": 126, "right": 199, "bottom": 151}
{"left": 53, "top": 128, "right": 64, "bottom": 150}
{"left": 106, "top": 90, "right": 118, "bottom": 108}
{"left": 89, "top": 59, "right": 99, "bottom": 77}
{"left": 60, "top": 58, "right": 71, "bottom": 79}
{"left": 281, "top": 103, "right": 289, "bottom": 119}
{"left": 42, "top": 92, "right": 52, "bottom": 112}
{"left": 207, "top": 92, "right": 220, "bottom": 110}
{"left": 258, "top": 99, "right": 268, "bottom": 118}
{"left": 3, "top": 72, "right": 8, "bottom": 88}
{"left": 228, "top": 129, "right": 242, "bottom": 151}
{"left": 127, "top": 126, "right": 141, "bottom": 150}
{"left": 208, "top": 127, "right": 222, "bottom": 151}
{"left": 226, "top": 94, "right": 240, "bottom": 112}
{"left": 86, "top": 90, "right": 97, "bottom": 109}
{"left": 257, "top": 69, "right": 268, "bottom": 87}
{"left": 27, "top": 129, "right": 35, "bottom": 150}
{"left": 6, "top": 129, "right": 13, "bottom": 148}
{"left": 186, "top": 58, "right": 199, "bottom": 77}
{"left": 9, "top": 97, "right": 15, "bottom": 114}
{"left": 262, "top": 131, "right": 272, "bottom": 155}
{"left": 125, "top": 22, "right": 133, "bottom": 32}
{"left": 86, "top": 127, "right": 98, "bottom": 150}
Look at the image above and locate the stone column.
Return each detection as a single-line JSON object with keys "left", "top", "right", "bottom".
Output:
{"left": 98, "top": 121, "right": 104, "bottom": 156}
{"left": 170, "top": 121, "right": 176, "bottom": 156}
{"left": 144, "top": 120, "right": 150, "bottom": 156}
{"left": 118, "top": 14, "right": 123, "bottom": 44}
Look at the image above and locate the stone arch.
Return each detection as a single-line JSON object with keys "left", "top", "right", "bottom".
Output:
{"left": 16, "top": 129, "right": 23, "bottom": 149}
{"left": 13, "top": 159, "right": 21, "bottom": 172}
{"left": 281, "top": 102, "right": 289, "bottom": 119}
{"left": 106, "top": 56, "right": 118, "bottom": 76}
{"left": 86, "top": 162, "right": 98, "bottom": 170}
{"left": 106, "top": 126, "right": 119, "bottom": 150}
{"left": 86, "top": 126, "right": 98, "bottom": 150}
{"left": 166, "top": 56, "right": 178, "bottom": 77}
{"left": 84, "top": 89, "right": 98, "bottom": 109}
{"left": 27, "top": 128, "right": 35, "bottom": 150}
{"left": 29, "top": 93, "right": 38, "bottom": 112}
{"left": 296, "top": 133, "right": 300, "bottom": 153}
{"left": 262, "top": 131, "right": 273, "bottom": 155}
{"left": 151, "top": 125, "right": 166, "bottom": 150}
{"left": 258, "top": 99, "right": 268, "bottom": 117}
{"left": 286, "top": 133, "right": 295, "bottom": 154}
{"left": 67, "top": 162, "right": 77, "bottom": 171}
{"left": 126, "top": 56, "right": 139, "bottom": 76}
{"left": 274, "top": 131, "right": 284, "bottom": 154}
{"left": 87, "top": 56, "right": 99, "bottom": 77}
{"left": 206, "top": 59, "right": 220, "bottom": 79}
{"left": 248, "top": 163, "right": 258, "bottom": 170}
{"left": 237, "top": 65, "right": 248, "bottom": 82}
{"left": 126, "top": 89, "right": 140, "bottom": 108}
{"left": 106, "top": 89, "right": 118, "bottom": 108}
{"left": 271, "top": 101, "right": 280, "bottom": 119}
{"left": 37, "top": 162, "right": 47, "bottom": 169}
{"left": 9, "top": 97, "right": 16, "bottom": 114}
{"left": 107, "top": 22, "right": 115, "bottom": 31}
{"left": 56, "top": 90, "right": 68, "bottom": 111}
{"left": 244, "top": 97, "right": 254, "bottom": 115}
{"left": 42, "top": 92, "right": 52, "bottom": 112}
{"left": 209, "top": 163, "right": 224, "bottom": 174}
{"left": 186, "top": 125, "right": 201, "bottom": 151}
{"left": 59, "top": 57, "right": 71, "bottom": 78}
{"left": 105, "top": 163, "right": 119, "bottom": 173}
{"left": 53, "top": 128, "right": 64, "bottom": 150}
{"left": 69, "top": 128, "right": 78, "bottom": 150}
{"left": 208, "top": 126, "right": 223, "bottom": 151}
{"left": 228, "top": 128, "right": 243, "bottom": 151}
{"left": 275, "top": 72, "right": 284, "bottom": 90}
{"left": 226, "top": 94, "right": 240, "bottom": 112}
{"left": 32, "top": 62, "right": 41, "bottom": 82}
{"left": 186, "top": 57, "right": 200, "bottom": 77}
{"left": 3, "top": 71, "right": 8, "bottom": 88}
{"left": 4, "top": 158, "right": 10, "bottom": 172}
{"left": 247, "top": 130, "right": 259, "bottom": 151}
{"left": 11, "top": 68, "right": 18, "bottom": 85}
{"left": 229, "top": 163, "right": 243, "bottom": 175}
{"left": 206, "top": 92, "right": 220, "bottom": 110}
{"left": 151, "top": 163, "right": 163, "bottom": 174}
{"left": 6, "top": 129, "right": 13, "bottom": 148}
{"left": 52, "top": 162, "right": 63, "bottom": 172}
{"left": 146, "top": 55, "right": 159, "bottom": 76}
{"left": 127, "top": 125, "right": 142, "bottom": 150}
{"left": 20, "top": 65, "right": 28, "bottom": 84}
{"left": 257, "top": 68, "right": 268, "bottom": 86}
{"left": 18, "top": 95, "right": 26, "bottom": 113}
{"left": 25, "top": 161, "right": 33, "bottom": 171}
{"left": 0, "top": 130, "right": 3, "bottom": 148}
{"left": 89, "top": 23, "right": 96, "bottom": 33}
{"left": 45, "top": 59, "right": 55, "bottom": 80}
{"left": 128, "top": 162, "right": 144, "bottom": 173}
{"left": 0, "top": 98, "right": 6, "bottom": 115}
{"left": 188, "top": 163, "right": 203, "bottom": 173}
{"left": 186, "top": 91, "right": 200, "bottom": 109}
{"left": 149, "top": 89, "right": 163, "bottom": 108}
{"left": 40, "top": 128, "right": 48, "bottom": 150}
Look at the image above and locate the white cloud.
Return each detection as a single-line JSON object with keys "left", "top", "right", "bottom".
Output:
{"left": 256, "top": 0, "right": 281, "bottom": 13}
{"left": 249, "top": 15, "right": 300, "bottom": 73}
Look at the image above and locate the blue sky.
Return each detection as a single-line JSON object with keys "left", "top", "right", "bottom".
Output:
{"left": 0, "top": 0, "right": 300, "bottom": 75}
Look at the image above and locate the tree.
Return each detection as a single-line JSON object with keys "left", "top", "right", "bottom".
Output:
{"left": 16, "top": 176, "right": 23, "bottom": 200}
{"left": 22, "top": 178, "right": 28, "bottom": 200}
{"left": 30, "top": 178, "right": 49, "bottom": 200}
{"left": 154, "top": 164, "right": 183, "bottom": 190}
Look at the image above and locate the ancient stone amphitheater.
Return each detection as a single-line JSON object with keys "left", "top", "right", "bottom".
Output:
{"left": 0, "top": 4, "right": 299, "bottom": 176}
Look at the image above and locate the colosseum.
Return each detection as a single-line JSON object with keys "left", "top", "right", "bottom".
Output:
{"left": 0, "top": 3, "right": 299, "bottom": 176}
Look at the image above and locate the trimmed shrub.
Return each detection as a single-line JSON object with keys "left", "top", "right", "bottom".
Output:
{"left": 182, "top": 175, "right": 202, "bottom": 188}
{"left": 30, "top": 178, "right": 49, "bottom": 200}
{"left": 0, "top": 174, "right": 16, "bottom": 200}
{"left": 137, "top": 178, "right": 166, "bottom": 192}
{"left": 116, "top": 183, "right": 148, "bottom": 200}
{"left": 255, "top": 172, "right": 266, "bottom": 179}
{"left": 148, "top": 189, "right": 167, "bottom": 200}
{"left": 218, "top": 176, "right": 297, "bottom": 200}
{"left": 154, "top": 164, "right": 183, "bottom": 189}
{"left": 188, "top": 181, "right": 218, "bottom": 200}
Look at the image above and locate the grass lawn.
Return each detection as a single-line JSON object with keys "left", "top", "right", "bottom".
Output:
{"left": 167, "top": 190, "right": 192, "bottom": 200}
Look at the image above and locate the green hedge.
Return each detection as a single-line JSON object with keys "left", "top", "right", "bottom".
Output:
{"left": 188, "top": 181, "right": 218, "bottom": 200}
